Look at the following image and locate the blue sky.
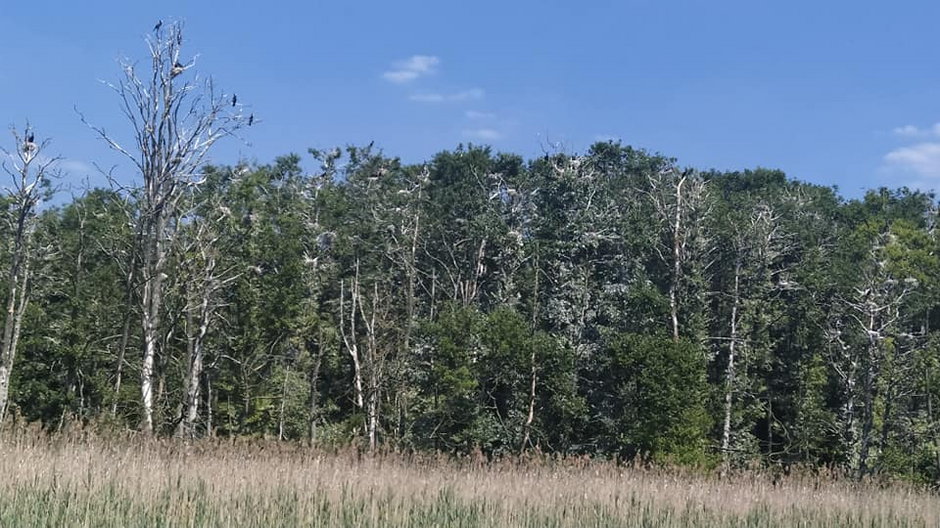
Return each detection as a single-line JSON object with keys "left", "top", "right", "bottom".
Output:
{"left": 1, "top": 1, "right": 939, "bottom": 197}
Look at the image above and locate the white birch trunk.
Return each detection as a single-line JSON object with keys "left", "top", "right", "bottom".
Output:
{"left": 359, "top": 282, "right": 380, "bottom": 453}
{"left": 179, "top": 284, "right": 211, "bottom": 438}
{"left": 0, "top": 256, "right": 30, "bottom": 422}
{"left": 721, "top": 258, "right": 742, "bottom": 464}
{"left": 340, "top": 267, "right": 365, "bottom": 411}
{"left": 669, "top": 176, "right": 686, "bottom": 342}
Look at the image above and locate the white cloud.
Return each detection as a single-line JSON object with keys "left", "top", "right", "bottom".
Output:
{"left": 382, "top": 55, "right": 439, "bottom": 84}
{"left": 410, "top": 88, "right": 484, "bottom": 103}
{"left": 883, "top": 142, "right": 940, "bottom": 180}
{"left": 893, "top": 125, "right": 923, "bottom": 138}
{"left": 462, "top": 128, "right": 503, "bottom": 141}
{"left": 465, "top": 110, "right": 495, "bottom": 120}
{"left": 892, "top": 123, "right": 940, "bottom": 139}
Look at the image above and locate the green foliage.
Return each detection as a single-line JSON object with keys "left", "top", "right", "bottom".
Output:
{"left": 603, "top": 334, "right": 712, "bottom": 466}
{"left": 5, "top": 139, "right": 940, "bottom": 482}
{"left": 791, "top": 352, "right": 838, "bottom": 464}
{"left": 412, "top": 304, "right": 482, "bottom": 452}
{"left": 11, "top": 190, "right": 134, "bottom": 426}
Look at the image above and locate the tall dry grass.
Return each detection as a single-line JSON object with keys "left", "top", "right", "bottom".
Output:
{"left": 0, "top": 425, "right": 936, "bottom": 527}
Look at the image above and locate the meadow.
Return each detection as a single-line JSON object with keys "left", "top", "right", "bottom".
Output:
{"left": 0, "top": 427, "right": 936, "bottom": 527}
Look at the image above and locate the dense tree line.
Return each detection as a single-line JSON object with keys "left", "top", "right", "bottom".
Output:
{"left": 3, "top": 23, "right": 940, "bottom": 483}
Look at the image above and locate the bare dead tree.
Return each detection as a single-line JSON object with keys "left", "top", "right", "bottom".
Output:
{"left": 846, "top": 262, "right": 915, "bottom": 475}
{"left": 296, "top": 150, "right": 339, "bottom": 445}
{"left": 383, "top": 165, "right": 428, "bottom": 443}
{"left": 176, "top": 198, "right": 239, "bottom": 439}
{"left": 426, "top": 160, "right": 504, "bottom": 309}
{"left": 340, "top": 262, "right": 366, "bottom": 415}
{"left": 357, "top": 280, "right": 385, "bottom": 453}
{"left": 339, "top": 257, "right": 391, "bottom": 453}
{"left": 83, "top": 21, "right": 247, "bottom": 434}
{"left": 827, "top": 231, "right": 916, "bottom": 476}
{"left": 646, "top": 168, "right": 709, "bottom": 342}
{"left": 521, "top": 245, "right": 541, "bottom": 454}
{"left": 719, "top": 202, "right": 789, "bottom": 469}
{"left": 0, "top": 126, "right": 57, "bottom": 423}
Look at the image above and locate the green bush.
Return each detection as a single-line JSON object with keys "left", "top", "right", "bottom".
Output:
{"left": 604, "top": 333, "right": 713, "bottom": 466}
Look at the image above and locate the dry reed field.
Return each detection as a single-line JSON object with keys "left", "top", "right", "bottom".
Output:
{"left": 0, "top": 428, "right": 937, "bottom": 527}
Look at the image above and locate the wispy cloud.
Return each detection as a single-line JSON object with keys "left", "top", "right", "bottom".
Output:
{"left": 462, "top": 128, "right": 503, "bottom": 141}
{"left": 465, "top": 110, "right": 495, "bottom": 120}
{"left": 884, "top": 143, "right": 940, "bottom": 180}
{"left": 883, "top": 122, "right": 940, "bottom": 186}
{"left": 382, "top": 55, "right": 439, "bottom": 84}
{"left": 892, "top": 123, "right": 940, "bottom": 139}
{"left": 410, "top": 88, "right": 484, "bottom": 103}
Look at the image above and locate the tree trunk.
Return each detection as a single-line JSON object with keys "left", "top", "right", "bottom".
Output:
{"left": 878, "top": 388, "right": 893, "bottom": 468}
{"left": 140, "top": 215, "right": 167, "bottom": 435}
{"left": 858, "top": 348, "right": 877, "bottom": 476}
{"left": 361, "top": 282, "right": 380, "bottom": 453}
{"left": 307, "top": 335, "right": 323, "bottom": 446}
{"left": 367, "top": 384, "right": 378, "bottom": 452}
{"left": 841, "top": 366, "right": 860, "bottom": 470}
{"left": 205, "top": 373, "right": 214, "bottom": 437}
{"left": 721, "top": 258, "right": 742, "bottom": 466}
{"left": 179, "top": 282, "right": 211, "bottom": 438}
{"left": 395, "top": 205, "right": 421, "bottom": 444}
{"left": 521, "top": 250, "right": 540, "bottom": 453}
{"left": 766, "top": 392, "right": 774, "bottom": 457}
{"left": 340, "top": 273, "right": 364, "bottom": 410}
{"left": 856, "top": 311, "right": 881, "bottom": 477}
{"left": 926, "top": 370, "right": 940, "bottom": 484}
{"left": 112, "top": 265, "right": 136, "bottom": 417}
{"left": 0, "top": 226, "right": 32, "bottom": 424}
{"left": 668, "top": 176, "right": 686, "bottom": 342}
{"left": 521, "top": 348, "right": 538, "bottom": 453}
{"left": 278, "top": 364, "right": 290, "bottom": 441}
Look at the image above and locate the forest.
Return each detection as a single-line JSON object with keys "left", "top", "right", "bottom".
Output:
{"left": 2, "top": 22, "right": 940, "bottom": 487}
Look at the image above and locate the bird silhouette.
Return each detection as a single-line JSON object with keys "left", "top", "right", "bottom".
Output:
{"left": 23, "top": 133, "right": 35, "bottom": 153}
{"left": 231, "top": 94, "right": 237, "bottom": 107}
{"left": 248, "top": 114, "right": 254, "bottom": 126}
{"left": 26, "top": 132, "right": 34, "bottom": 144}
{"left": 154, "top": 20, "right": 162, "bottom": 32}
{"left": 171, "top": 61, "right": 185, "bottom": 78}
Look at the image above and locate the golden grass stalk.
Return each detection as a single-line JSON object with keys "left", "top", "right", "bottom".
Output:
{"left": 0, "top": 426, "right": 936, "bottom": 527}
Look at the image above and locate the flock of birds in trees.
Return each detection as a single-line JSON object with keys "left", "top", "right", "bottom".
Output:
{"left": 153, "top": 19, "right": 253, "bottom": 127}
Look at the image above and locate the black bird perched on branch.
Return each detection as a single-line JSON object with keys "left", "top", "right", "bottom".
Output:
{"left": 231, "top": 94, "right": 237, "bottom": 107}
{"left": 248, "top": 114, "right": 254, "bottom": 126}
{"left": 23, "top": 132, "right": 36, "bottom": 153}
{"left": 154, "top": 20, "right": 162, "bottom": 32}
{"left": 171, "top": 61, "right": 185, "bottom": 78}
